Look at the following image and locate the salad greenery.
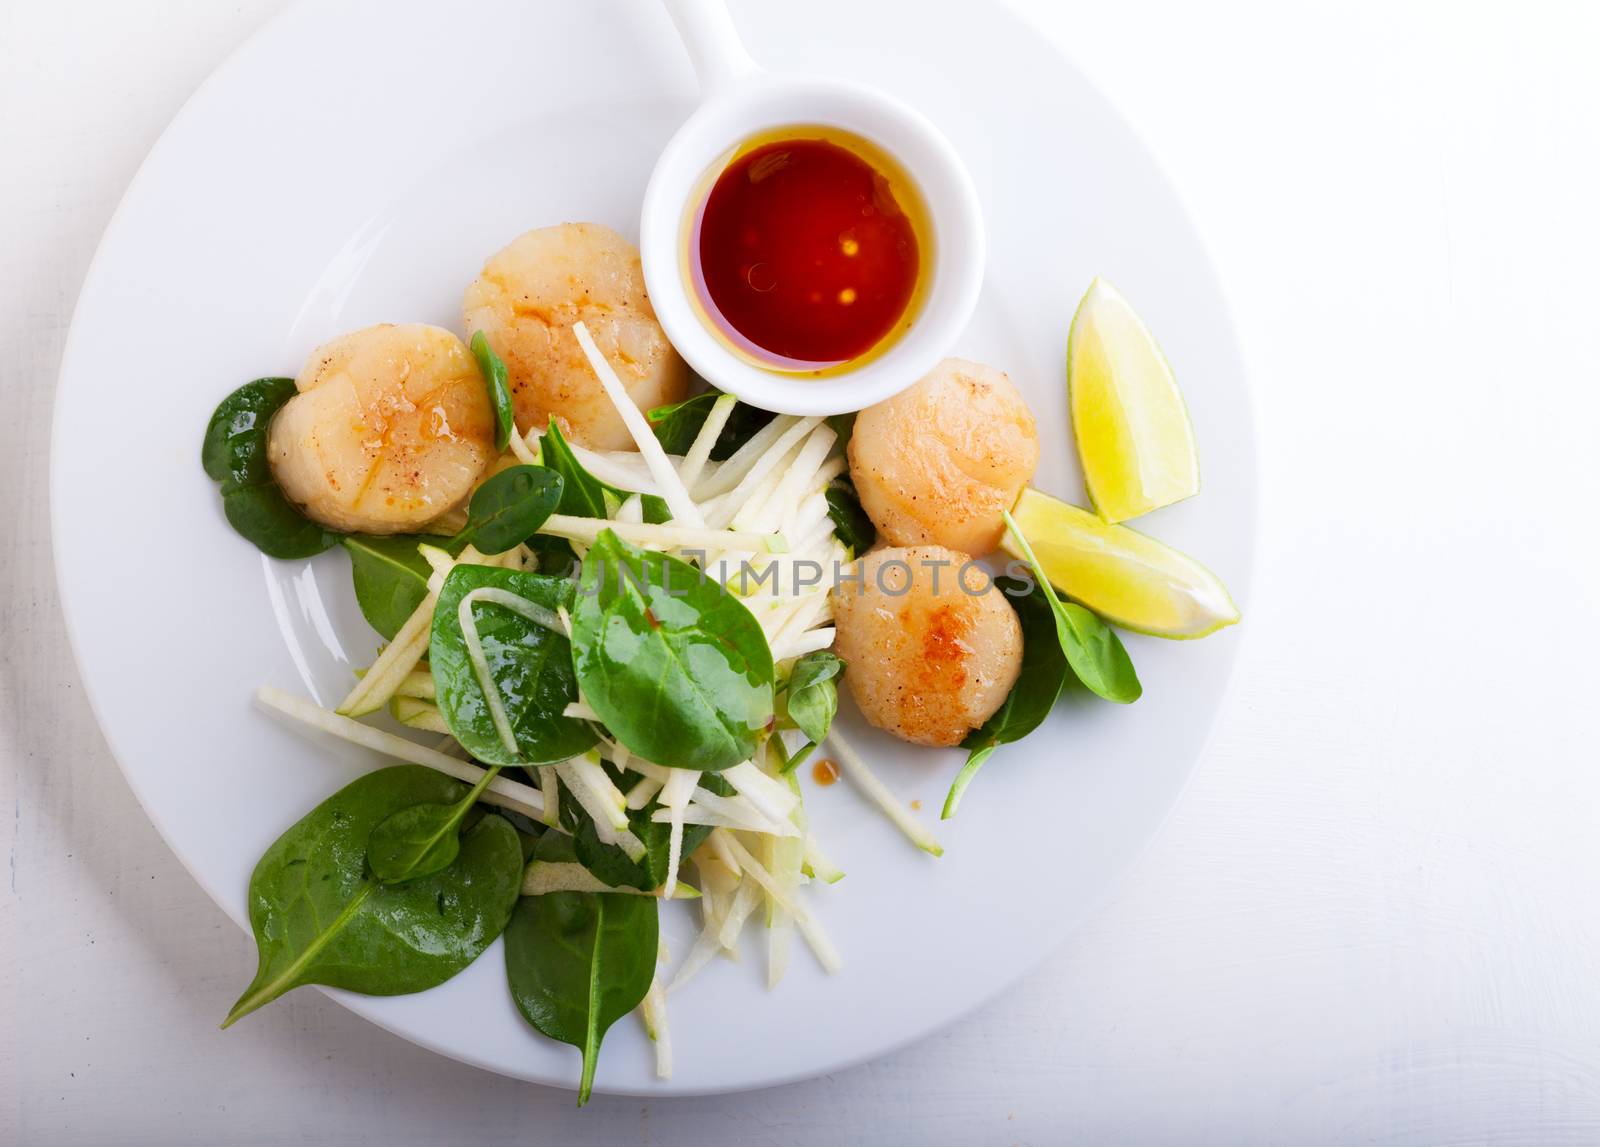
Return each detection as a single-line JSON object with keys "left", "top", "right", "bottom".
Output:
{"left": 943, "top": 580, "right": 1070, "bottom": 818}
{"left": 823, "top": 479, "right": 875, "bottom": 556}
{"left": 562, "top": 764, "right": 728, "bottom": 892}
{"left": 452, "top": 464, "right": 564, "bottom": 555}
{"left": 780, "top": 650, "right": 844, "bottom": 771}
{"left": 212, "top": 337, "right": 880, "bottom": 1101}
{"left": 470, "top": 330, "right": 516, "bottom": 453}
{"left": 223, "top": 766, "right": 523, "bottom": 1027}
{"left": 542, "top": 418, "right": 671, "bottom": 525}
{"left": 1002, "top": 509, "right": 1142, "bottom": 704}
{"left": 648, "top": 389, "right": 774, "bottom": 459}
{"left": 202, "top": 383, "right": 1093, "bottom": 1098}
{"left": 367, "top": 763, "right": 509, "bottom": 884}
{"left": 202, "top": 377, "right": 339, "bottom": 558}
{"left": 571, "top": 529, "right": 775, "bottom": 773}
{"left": 505, "top": 831, "right": 659, "bottom": 1105}
{"left": 202, "top": 288, "right": 1232, "bottom": 1099}
{"left": 429, "top": 564, "right": 594, "bottom": 766}
{"left": 343, "top": 534, "right": 461, "bottom": 641}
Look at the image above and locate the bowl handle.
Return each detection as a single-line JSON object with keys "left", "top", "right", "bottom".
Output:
{"left": 661, "top": 0, "right": 760, "bottom": 95}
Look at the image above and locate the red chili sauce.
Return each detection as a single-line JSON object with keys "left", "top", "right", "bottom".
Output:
{"left": 694, "top": 133, "right": 923, "bottom": 370}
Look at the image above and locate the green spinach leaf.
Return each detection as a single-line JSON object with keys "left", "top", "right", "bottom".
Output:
{"left": 647, "top": 391, "right": 774, "bottom": 460}
{"left": 825, "top": 479, "right": 875, "bottom": 556}
{"left": 541, "top": 419, "right": 671, "bottom": 524}
{"left": 1053, "top": 599, "right": 1140, "bottom": 700}
{"left": 454, "top": 464, "right": 563, "bottom": 555}
{"left": 534, "top": 419, "right": 669, "bottom": 576}
{"left": 782, "top": 650, "right": 844, "bottom": 769}
{"left": 367, "top": 764, "right": 504, "bottom": 884}
{"left": 222, "top": 765, "right": 523, "bottom": 1027}
{"left": 470, "top": 330, "right": 516, "bottom": 453}
{"left": 492, "top": 806, "right": 547, "bottom": 863}
{"left": 1002, "top": 510, "right": 1141, "bottom": 704}
{"left": 572, "top": 530, "right": 774, "bottom": 772}
{"left": 943, "top": 579, "right": 1072, "bottom": 818}
{"left": 430, "top": 564, "right": 596, "bottom": 766}
{"left": 202, "top": 377, "right": 340, "bottom": 559}
{"left": 523, "top": 534, "right": 581, "bottom": 581}
{"left": 342, "top": 534, "right": 462, "bottom": 640}
{"left": 504, "top": 831, "right": 658, "bottom": 1105}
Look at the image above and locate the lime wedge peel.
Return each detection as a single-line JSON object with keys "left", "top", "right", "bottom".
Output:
{"left": 1003, "top": 488, "right": 1238, "bottom": 640}
{"left": 1068, "top": 278, "right": 1200, "bottom": 524}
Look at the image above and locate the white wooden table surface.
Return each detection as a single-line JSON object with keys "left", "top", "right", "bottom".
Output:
{"left": 5, "top": 1, "right": 1599, "bottom": 1143}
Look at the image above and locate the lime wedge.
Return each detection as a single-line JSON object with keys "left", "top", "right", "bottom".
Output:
{"left": 1003, "top": 488, "right": 1238, "bottom": 639}
{"left": 1068, "top": 278, "right": 1199, "bottom": 523}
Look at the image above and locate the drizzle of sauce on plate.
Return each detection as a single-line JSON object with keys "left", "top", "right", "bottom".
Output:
{"left": 811, "top": 758, "right": 840, "bottom": 786}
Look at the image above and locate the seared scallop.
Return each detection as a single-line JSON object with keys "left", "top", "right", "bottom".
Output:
{"left": 848, "top": 358, "right": 1040, "bottom": 555}
{"left": 833, "top": 545, "right": 1023, "bottom": 747}
{"left": 462, "top": 222, "right": 689, "bottom": 450}
{"left": 268, "top": 323, "right": 495, "bottom": 534}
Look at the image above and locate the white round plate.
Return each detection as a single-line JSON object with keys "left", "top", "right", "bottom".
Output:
{"left": 53, "top": 0, "right": 1255, "bottom": 1097}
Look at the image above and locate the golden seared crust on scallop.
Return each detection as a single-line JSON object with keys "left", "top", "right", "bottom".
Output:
{"left": 847, "top": 358, "right": 1040, "bottom": 556}
{"left": 832, "top": 545, "right": 1023, "bottom": 747}
{"left": 462, "top": 222, "right": 689, "bottom": 451}
{"left": 267, "top": 323, "right": 495, "bottom": 535}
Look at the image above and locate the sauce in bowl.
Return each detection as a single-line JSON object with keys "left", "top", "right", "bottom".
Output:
{"left": 691, "top": 127, "right": 929, "bottom": 373}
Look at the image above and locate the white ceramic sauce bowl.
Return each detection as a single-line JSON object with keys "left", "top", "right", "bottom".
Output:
{"left": 640, "top": 0, "right": 985, "bottom": 416}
